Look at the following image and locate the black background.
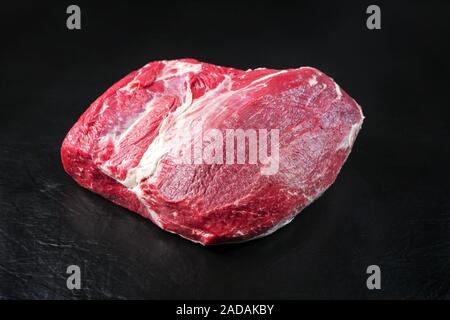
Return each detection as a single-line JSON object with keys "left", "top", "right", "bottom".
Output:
{"left": 1, "top": 0, "right": 449, "bottom": 299}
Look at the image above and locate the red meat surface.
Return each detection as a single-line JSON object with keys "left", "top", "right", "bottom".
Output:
{"left": 61, "top": 58, "right": 364, "bottom": 245}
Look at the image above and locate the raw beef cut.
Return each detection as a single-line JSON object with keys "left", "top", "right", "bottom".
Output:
{"left": 61, "top": 58, "right": 364, "bottom": 245}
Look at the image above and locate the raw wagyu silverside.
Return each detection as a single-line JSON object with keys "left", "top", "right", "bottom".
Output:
{"left": 61, "top": 58, "right": 364, "bottom": 245}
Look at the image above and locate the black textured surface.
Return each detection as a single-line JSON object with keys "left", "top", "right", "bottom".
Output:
{"left": 1, "top": 1, "right": 450, "bottom": 299}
